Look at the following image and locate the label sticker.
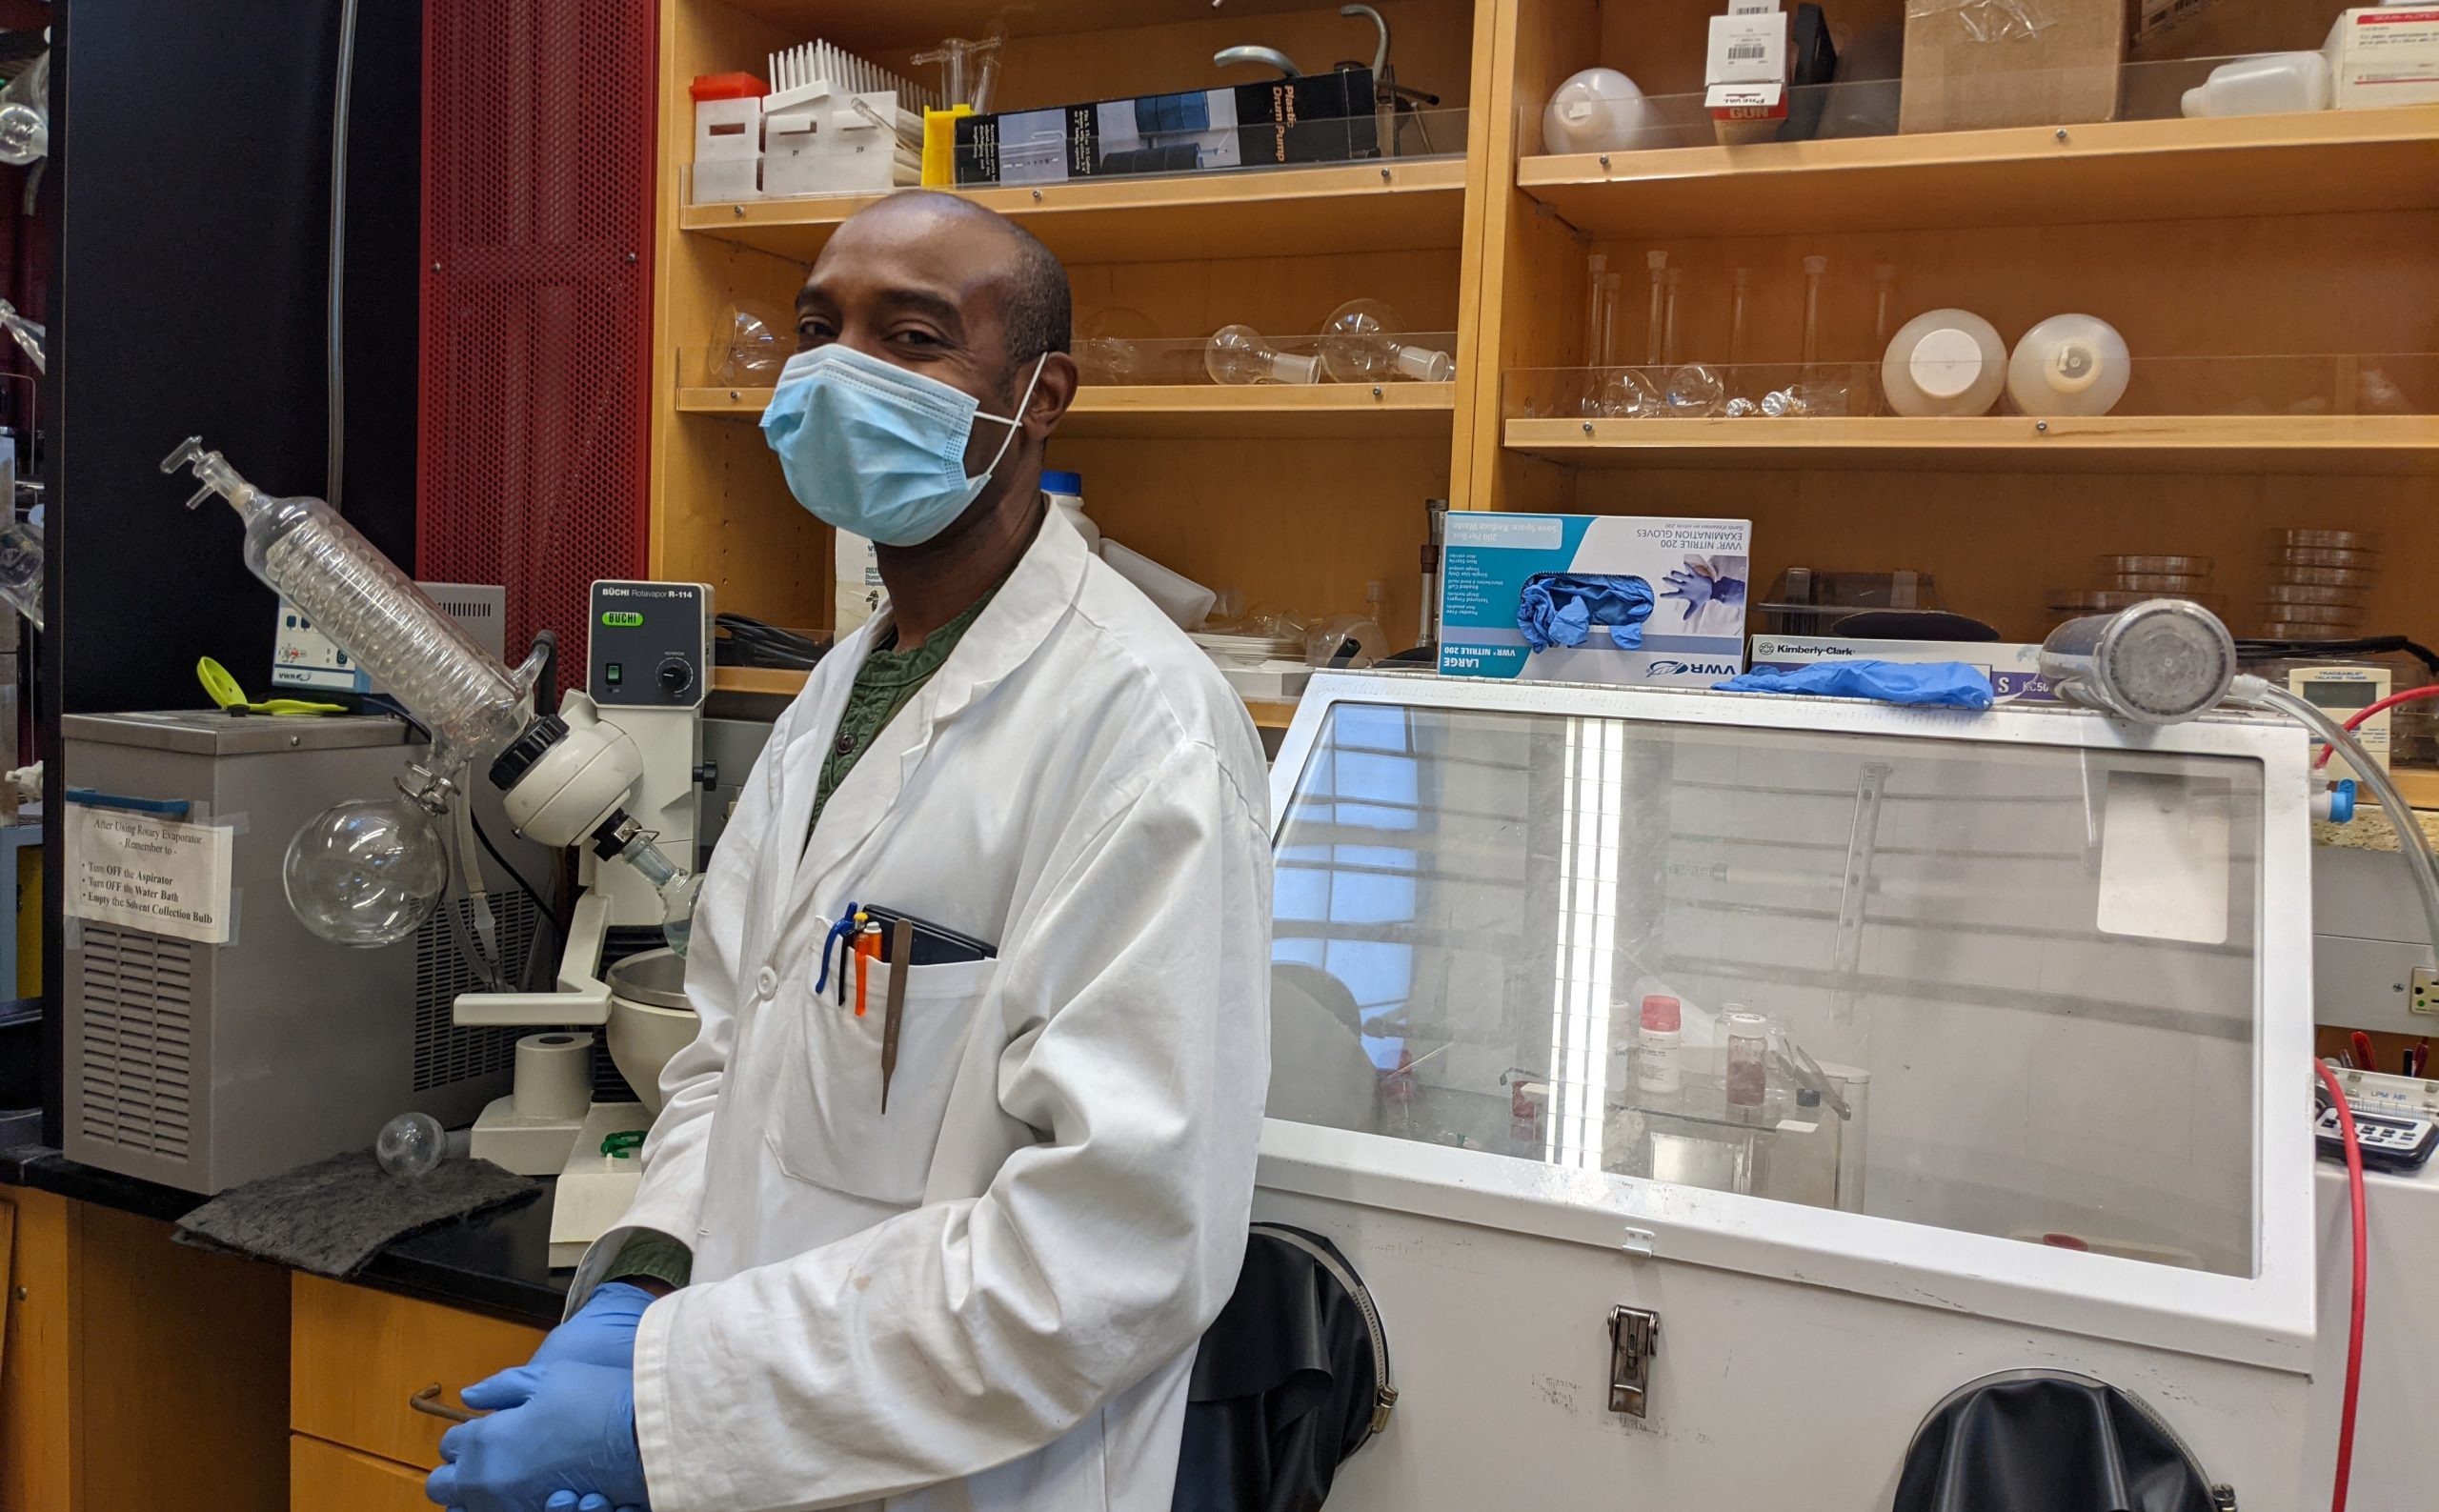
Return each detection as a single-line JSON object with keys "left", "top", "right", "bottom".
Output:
{"left": 66, "top": 804, "right": 235, "bottom": 945}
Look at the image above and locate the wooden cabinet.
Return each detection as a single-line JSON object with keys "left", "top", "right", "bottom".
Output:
{"left": 651, "top": 0, "right": 1494, "bottom": 682}
{"left": 647, "top": 0, "right": 2438, "bottom": 693}
{"left": 288, "top": 1272, "right": 547, "bottom": 1498}
{"left": 0, "top": 1190, "right": 289, "bottom": 1512}
{"left": 290, "top": 1436, "right": 434, "bottom": 1512}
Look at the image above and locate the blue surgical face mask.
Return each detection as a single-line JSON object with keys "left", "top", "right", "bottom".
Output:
{"left": 759, "top": 343, "right": 1046, "bottom": 547}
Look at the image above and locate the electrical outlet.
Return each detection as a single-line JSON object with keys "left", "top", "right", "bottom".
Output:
{"left": 2416, "top": 966, "right": 2437, "bottom": 1016}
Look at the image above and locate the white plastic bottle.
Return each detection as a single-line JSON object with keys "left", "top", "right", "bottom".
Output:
{"left": 1635, "top": 994, "right": 1683, "bottom": 1102}
{"left": 1041, "top": 469, "right": 1100, "bottom": 556}
{"left": 1542, "top": 68, "right": 1660, "bottom": 154}
{"left": 2181, "top": 51, "right": 2330, "bottom": 118}
{"left": 2006, "top": 313, "right": 2132, "bottom": 417}
{"left": 1880, "top": 309, "right": 2006, "bottom": 418}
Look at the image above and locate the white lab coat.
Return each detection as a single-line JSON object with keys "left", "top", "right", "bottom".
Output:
{"left": 570, "top": 510, "right": 1274, "bottom": 1512}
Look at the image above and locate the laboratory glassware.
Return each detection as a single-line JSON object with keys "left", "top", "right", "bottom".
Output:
{"left": 1318, "top": 299, "right": 1454, "bottom": 384}
{"left": 708, "top": 299, "right": 792, "bottom": 386}
{"left": 1643, "top": 252, "right": 1667, "bottom": 368}
{"left": 1597, "top": 272, "right": 1657, "bottom": 416}
{"left": 376, "top": 1111, "right": 448, "bottom": 1179}
{"left": 1721, "top": 1006, "right": 1772, "bottom": 1113}
{"left": 912, "top": 33, "right": 1003, "bottom": 111}
{"left": 164, "top": 438, "right": 702, "bottom": 951}
{"left": 1582, "top": 252, "right": 1609, "bottom": 364}
{"left": 283, "top": 794, "right": 452, "bottom": 947}
{"left": 1542, "top": 67, "right": 1659, "bottom": 153}
{"left": 0, "top": 516, "right": 39, "bottom": 628}
{"left": 2006, "top": 313, "right": 2131, "bottom": 417}
{"left": 0, "top": 296, "right": 44, "bottom": 373}
{"left": 1661, "top": 268, "right": 1725, "bottom": 415}
{"left": 1793, "top": 254, "right": 1852, "bottom": 415}
{"left": 1075, "top": 307, "right": 1157, "bottom": 384}
{"left": 1206, "top": 325, "right": 1321, "bottom": 385}
{"left": 1881, "top": 308, "right": 2006, "bottom": 417}
{"left": 161, "top": 438, "right": 542, "bottom": 786}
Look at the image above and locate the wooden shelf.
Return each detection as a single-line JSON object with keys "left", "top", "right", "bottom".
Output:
{"left": 1504, "top": 413, "right": 2439, "bottom": 474}
{"left": 709, "top": 665, "right": 819, "bottom": 696}
{"left": 714, "top": 665, "right": 1303, "bottom": 731}
{"left": 720, "top": 0, "right": 1324, "bottom": 49}
{"left": 1242, "top": 699, "right": 1300, "bottom": 732}
{"left": 1518, "top": 107, "right": 2439, "bottom": 238}
{"left": 680, "top": 159, "right": 1469, "bottom": 265}
{"left": 681, "top": 382, "right": 1457, "bottom": 438}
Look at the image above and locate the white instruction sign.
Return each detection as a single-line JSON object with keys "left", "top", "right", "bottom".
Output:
{"left": 66, "top": 804, "right": 234, "bottom": 945}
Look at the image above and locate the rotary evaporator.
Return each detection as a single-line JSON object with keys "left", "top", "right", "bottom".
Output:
{"left": 157, "top": 439, "right": 720, "bottom": 1250}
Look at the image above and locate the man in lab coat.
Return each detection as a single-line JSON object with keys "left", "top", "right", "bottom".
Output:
{"left": 426, "top": 192, "right": 1275, "bottom": 1512}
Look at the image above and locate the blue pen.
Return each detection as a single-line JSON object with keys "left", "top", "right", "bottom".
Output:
{"left": 814, "top": 903, "right": 861, "bottom": 998}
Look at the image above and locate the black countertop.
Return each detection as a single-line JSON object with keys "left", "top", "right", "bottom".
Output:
{"left": 0, "top": 1143, "right": 570, "bottom": 1327}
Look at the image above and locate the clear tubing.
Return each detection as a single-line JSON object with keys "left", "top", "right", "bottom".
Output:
{"left": 1598, "top": 272, "right": 1623, "bottom": 369}
{"left": 1800, "top": 254, "right": 1827, "bottom": 373}
{"left": 2248, "top": 680, "right": 2439, "bottom": 963}
{"left": 1582, "top": 252, "right": 1608, "bottom": 368}
{"left": 1643, "top": 252, "right": 1667, "bottom": 367}
{"left": 165, "top": 442, "right": 536, "bottom": 772}
{"left": 1728, "top": 268, "right": 1751, "bottom": 368}
{"left": 1662, "top": 268, "right": 1683, "bottom": 367}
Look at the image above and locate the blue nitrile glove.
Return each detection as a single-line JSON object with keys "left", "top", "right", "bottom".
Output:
{"left": 530, "top": 1282, "right": 655, "bottom": 1374}
{"left": 425, "top": 1362, "right": 651, "bottom": 1512}
{"left": 1518, "top": 574, "right": 1657, "bottom": 651}
{"left": 1712, "top": 660, "right": 1996, "bottom": 710}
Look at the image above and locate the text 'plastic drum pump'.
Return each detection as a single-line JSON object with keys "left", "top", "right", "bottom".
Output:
{"left": 160, "top": 437, "right": 702, "bottom": 951}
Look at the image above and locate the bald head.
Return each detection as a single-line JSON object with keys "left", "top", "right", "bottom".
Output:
{"left": 809, "top": 192, "right": 1070, "bottom": 371}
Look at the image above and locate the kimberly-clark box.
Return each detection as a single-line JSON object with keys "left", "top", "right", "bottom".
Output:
{"left": 1439, "top": 513, "right": 1751, "bottom": 686}
{"left": 1749, "top": 635, "right": 2059, "bottom": 703}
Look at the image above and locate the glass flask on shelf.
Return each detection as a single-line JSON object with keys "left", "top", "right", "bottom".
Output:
{"left": 1205, "top": 325, "right": 1320, "bottom": 385}
{"left": 1318, "top": 298, "right": 1453, "bottom": 384}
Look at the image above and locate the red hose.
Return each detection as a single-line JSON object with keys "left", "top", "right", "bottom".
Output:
{"left": 2314, "top": 683, "right": 2439, "bottom": 769}
{"left": 2311, "top": 1059, "right": 2367, "bottom": 1512}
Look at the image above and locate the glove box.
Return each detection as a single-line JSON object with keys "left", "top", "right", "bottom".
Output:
{"left": 1252, "top": 673, "right": 2321, "bottom": 1509}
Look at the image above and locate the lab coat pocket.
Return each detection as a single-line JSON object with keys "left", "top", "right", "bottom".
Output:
{"left": 767, "top": 955, "right": 998, "bottom": 1207}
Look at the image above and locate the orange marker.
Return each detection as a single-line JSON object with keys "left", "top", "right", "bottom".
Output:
{"left": 854, "top": 923, "right": 880, "bottom": 1018}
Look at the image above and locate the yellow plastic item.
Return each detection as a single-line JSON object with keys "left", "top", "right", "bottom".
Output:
{"left": 921, "top": 105, "right": 976, "bottom": 187}
{"left": 196, "top": 656, "right": 348, "bottom": 716}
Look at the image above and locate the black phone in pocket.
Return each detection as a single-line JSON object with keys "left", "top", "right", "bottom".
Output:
{"left": 858, "top": 903, "right": 997, "bottom": 966}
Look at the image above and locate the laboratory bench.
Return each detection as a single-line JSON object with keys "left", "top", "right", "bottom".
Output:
{"left": 0, "top": 1143, "right": 562, "bottom": 1511}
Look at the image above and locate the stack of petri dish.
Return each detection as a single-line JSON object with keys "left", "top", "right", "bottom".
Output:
{"left": 2261, "top": 529, "right": 2377, "bottom": 641}
{"left": 2047, "top": 554, "right": 2221, "bottom": 627}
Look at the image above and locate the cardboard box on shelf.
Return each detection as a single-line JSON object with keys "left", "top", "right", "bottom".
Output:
{"left": 950, "top": 70, "right": 1376, "bottom": 187}
{"left": 2326, "top": 5, "right": 2439, "bottom": 108}
{"left": 1438, "top": 514, "right": 1751, "bottom": 687}
{"left": 1899, "top": 0, "right": 2128, "bottom": 133}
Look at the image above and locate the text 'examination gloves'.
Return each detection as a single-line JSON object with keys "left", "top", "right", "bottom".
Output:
{"left": 1713, "top": 660, "right": 1996, "bottom": 710}
{"left": 1518, "top": 573, "right": 1657, "bottom": 652}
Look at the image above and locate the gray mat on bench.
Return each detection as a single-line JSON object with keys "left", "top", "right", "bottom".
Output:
{"left": 174, "top": 1148, "right": 540, "bottom": 1278}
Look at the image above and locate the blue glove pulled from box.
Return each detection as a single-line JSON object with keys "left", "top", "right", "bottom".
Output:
{"left": 1518, "top": 573, "right": 1657, "bottom": 652}
{"left": 1713, "top": 660, "right": 1995, "bottom": 710}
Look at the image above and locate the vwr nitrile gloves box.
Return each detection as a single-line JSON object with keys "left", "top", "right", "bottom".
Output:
{"left": 1437, "top": 513, "right": 1752, "bottom": 685}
